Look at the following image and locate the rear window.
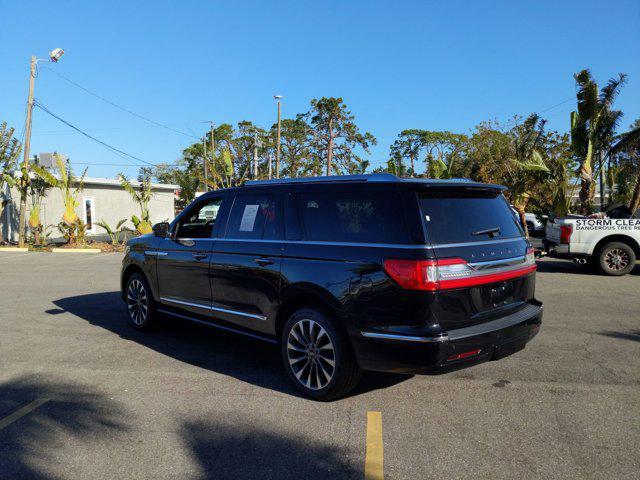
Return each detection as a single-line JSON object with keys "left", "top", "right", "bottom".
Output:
{"left": 297, "top": 191, "right": 408, "bottom": 244}
{"left": 419, "top": 190, "right": 523, "bottom": 244}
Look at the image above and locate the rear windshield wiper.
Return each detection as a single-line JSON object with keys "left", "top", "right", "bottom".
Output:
{"left": 472, "top": 227, "right": 501, "bottom": 238}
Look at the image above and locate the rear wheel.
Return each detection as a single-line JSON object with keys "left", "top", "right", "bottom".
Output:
{"left": 124, "top": 272, "right": 157, "bottom": 330}
{"left": 597, "top": 242, "right": 636, "bottom": 276}
{"left": 281, "top": 308, "right": 362, "bottom": 401}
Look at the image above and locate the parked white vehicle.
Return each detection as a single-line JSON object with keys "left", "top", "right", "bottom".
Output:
{"left": 511, "top": 207, "right": 546, "bottom": 234}
{"left": 544, "top": 206, "right": 640, "bottom": 276}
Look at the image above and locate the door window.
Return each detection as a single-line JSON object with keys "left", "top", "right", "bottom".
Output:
{"left": 297, "top": 191, "right": 408, "bottom": 244}
{"left": 225, "top": 194, "right": 278, "bottom": 240}
{"left": 174, "top": 197, "right": 223, "bottom": 239}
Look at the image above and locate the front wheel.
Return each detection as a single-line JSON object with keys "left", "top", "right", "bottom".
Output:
{"left": 124, "top": 273, "right": 157, "bottom": 330}
{"left": 597, "top": 242, "right": 636, "bottom": 276}
{"left": 281, "top": 308, "right": 362, "bottom": 401}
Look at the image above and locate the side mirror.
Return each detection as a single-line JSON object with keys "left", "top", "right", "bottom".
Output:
{"left": 152, "top": 222, "right": 170, "bottom": 238}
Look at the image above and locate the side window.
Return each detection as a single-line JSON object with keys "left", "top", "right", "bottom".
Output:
{"left": 225, "top": 194, "right": 278, "bottom": 240}
{"left": 297, "top": 191, "right": 409, "bottom": 244}
{"left": 175, "top": 197, "right": 223, "bottom": 239}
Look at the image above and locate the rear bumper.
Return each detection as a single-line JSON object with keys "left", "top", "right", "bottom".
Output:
{"left": 352, "top": 301, "right": 542, "bottom": 374}
{"left": 542, "top": 240, "right": 569, "bottom": 256}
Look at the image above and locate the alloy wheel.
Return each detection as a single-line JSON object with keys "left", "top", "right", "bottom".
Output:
{"left": 126, "top": 279, "right": 148, "bottom": 326}
{"left": 286, "top": 319, "right": 336, "bottom": 390}
{"left": 604, "top": 248, "right": 629, "bottom": 271}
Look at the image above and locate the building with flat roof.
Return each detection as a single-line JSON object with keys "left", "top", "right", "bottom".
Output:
{"left": 1, "top": 176, "right": 177, "bottom": 243}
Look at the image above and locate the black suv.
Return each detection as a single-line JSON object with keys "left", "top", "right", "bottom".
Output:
{"left": 121, "top": 174, "right": 542, "bottom": 400}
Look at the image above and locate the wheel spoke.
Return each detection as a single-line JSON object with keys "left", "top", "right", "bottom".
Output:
{"left": 287, "top": 318, "right": 335, "bottom": 390}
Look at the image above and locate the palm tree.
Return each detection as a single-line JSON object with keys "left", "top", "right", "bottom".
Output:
{"left": 506, "top": 115, "right": 551, "bottom": 237}
{"left": 571, "top": 70, "right": 626, "bottom": 213}
{"left": 0, "top": 122, "right": 21, "bottom": 243}
{"left": 118, "top": 173, "right": 153, "bottom": 234}
{"left": 608, "top": 119, "right": 640, "bottom": 212}
{"left": 32, "top": 154, "right": 87, "bottom": 244}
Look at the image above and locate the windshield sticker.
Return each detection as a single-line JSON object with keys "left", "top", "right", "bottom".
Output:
{"left": 239, "top": 204, "right": 260, "bottom": 231}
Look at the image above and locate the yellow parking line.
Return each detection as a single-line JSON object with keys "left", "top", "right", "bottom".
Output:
{"left": 365, "top": 411, "right": 384, "bottom": 480}
{"left": 0, "top": 398, "right": 49, "bottom": 431}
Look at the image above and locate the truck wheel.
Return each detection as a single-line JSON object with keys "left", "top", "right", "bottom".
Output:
{"left": 597, "top": 242, "right": 636, "bottom": 276}
{"left": 281, "top": 308, "right": 362, "bottom": 401}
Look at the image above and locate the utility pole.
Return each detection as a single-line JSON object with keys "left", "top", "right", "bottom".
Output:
{"left": 203, "top": 121, "right": 215, "bottom": 192}
{"left": 17, "top": 48, "right": 64, "bottom": 247}
{"left": 17, "top": 56, "right": 37, "bottom": 248}
{"left": 274, "top": 95, "right": 283, "bottom": 178}
{"left": 253, "top": 130, "right": 259, "bottom": 179}
{"left": 202, "top": 137, "right": 208, "bottom": 192}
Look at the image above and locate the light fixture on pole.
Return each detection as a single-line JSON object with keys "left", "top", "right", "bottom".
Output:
{"left": 274, "top": 95, "right": 283, "bottom": 179}
{"left": 17, "top": 48, "right": 65, "bottom": 248}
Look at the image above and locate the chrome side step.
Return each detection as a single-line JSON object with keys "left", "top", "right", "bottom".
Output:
{"left": 157, "top": 309, "right": 278, "bottom": 344}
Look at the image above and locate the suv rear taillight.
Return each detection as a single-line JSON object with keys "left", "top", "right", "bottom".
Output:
{"left": 560, "top": 224, "right": 573, "bottom": 244}
{"left": 383, "top": 248, "right": 537, "bottom": 291}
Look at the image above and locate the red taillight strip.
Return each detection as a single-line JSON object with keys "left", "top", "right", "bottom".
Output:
{"left": 437, "top": 263, "right": 536, "bottom": 290}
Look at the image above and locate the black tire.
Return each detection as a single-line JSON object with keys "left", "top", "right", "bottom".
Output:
{"left": 597, "top": 242, "right": 636, "bottom": 276}
{"left": 281, "top": 308, "right": 362, "bottom": 401}
{"left": 124, "top": 272, "right": 158, "bottom": 330}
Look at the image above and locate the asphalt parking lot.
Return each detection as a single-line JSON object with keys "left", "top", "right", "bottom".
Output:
{"left": 0, "top": 252, "right": 638, "bottom": 479}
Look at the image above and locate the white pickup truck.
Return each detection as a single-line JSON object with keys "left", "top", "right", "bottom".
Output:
{"left": 543, "top": 207, "right": 640, "bottom": 275}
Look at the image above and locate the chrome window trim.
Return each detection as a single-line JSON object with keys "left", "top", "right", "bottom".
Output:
{"left": 145, "top": 251, "right": 168, "bottom": 256}
{"left": 160, "top": 297, "right": 267, "bottom": 321}
{"left": 156, "top": 237, "right": 525, "bottom": 250}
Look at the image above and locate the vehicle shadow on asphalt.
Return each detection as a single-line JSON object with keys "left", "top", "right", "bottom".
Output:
{"left": 536, "top": 259, "right": 640, "bottom": 276}
{"left": 51, "top": 292, "right": 411, "bottom": 399}
{"left": 0, "top": 374, "right": 128, "bottom": 479}
{"left": 599, "top": 330, "right": 640, "bottom": 343}
{"left": 180, "top": 419, "right": 359, "bottom": 479}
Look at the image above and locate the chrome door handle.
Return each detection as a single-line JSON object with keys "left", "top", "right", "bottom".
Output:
{"left": 254, "top": 257, "right": 274, "bottom": 267}
{"left": 192, "top": 253, "right": 208, "bottom": 261}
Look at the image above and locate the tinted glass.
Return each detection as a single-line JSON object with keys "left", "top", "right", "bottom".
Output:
{"left": 419, "top": 190, "right": 523, "bottom": 244}
{"left": 297, "top": 191, "right": 408, "bottom": 244}
{"left": 226, "top": 194, "right": 278, "bottom": 239}
{"left": 175, "top": 197, "right": 223, "bottom": 239}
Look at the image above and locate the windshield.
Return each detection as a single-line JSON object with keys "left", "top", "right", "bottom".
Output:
{"left": 419, "top": 190, "right": 524, "bottom": 245}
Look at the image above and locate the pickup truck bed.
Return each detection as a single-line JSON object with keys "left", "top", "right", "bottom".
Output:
{"left": 544, "top": 216, "right": 640, "bottom": 275}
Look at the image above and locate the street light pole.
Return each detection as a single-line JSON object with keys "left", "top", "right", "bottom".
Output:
{"left": 274, "top": 95, "right": 283, "bottom": 179}
{"left": 17, "top": 55, "right": 37, "bottom": 248}
{"left": 202, "top": 137, "right": 208, "bottom": 193}
{"left": 17, "top": 48, "right": 64, "bottom": 247}
{"left": 253, "top": 130, "right": 259, "bottom": 179}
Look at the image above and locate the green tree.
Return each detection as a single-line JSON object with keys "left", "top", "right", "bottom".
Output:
{"left": 118, "top": 173, "right": 153, "bottom": 234}
{"left": 389, "top": 130, "right": 423, "bottom": 176}
{"left": 276, "top": 118, "right": 311, "bottom": 178}
{"left": 302, "top": 97, "right": 376, "bottom": 175}
{"left": 608, "top": 118, "right": 640, "bottom": 212}
{"left": 0, "top": 122, "right": 22, "bottom": 243}
{"left": 33, "top": 154, "right": 87, "bottom": 244}
{"left": 571, "top": 69, "right": 626, "bottom": 213}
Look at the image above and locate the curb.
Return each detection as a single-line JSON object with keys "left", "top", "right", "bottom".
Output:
{"left": 0, "top": 247, "right": 29, "bottom": 252}
{"left": 51, "top": 248, "right": 103, "bottom": 253}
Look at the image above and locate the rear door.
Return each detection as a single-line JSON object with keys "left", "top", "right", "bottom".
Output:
{"left": 419, "top": 188, "right": 534, "bottom": 330}
{"left": 209, "top": 192, "right": 284, "bottom": 335}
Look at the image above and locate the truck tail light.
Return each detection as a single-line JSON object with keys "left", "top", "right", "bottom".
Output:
{"left": 383, "top": 248, "right": 536, "bottom": 291}
{"left": 560, "top": 224, "right": 573, "bottom": 244}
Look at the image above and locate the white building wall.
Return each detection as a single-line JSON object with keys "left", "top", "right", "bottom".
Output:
{"left": 1, "top": 182, "right": 176, "bottom": 242}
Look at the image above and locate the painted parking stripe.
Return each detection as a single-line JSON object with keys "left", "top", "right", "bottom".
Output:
{"left": 365, "top": 411, "right": 384, "bottom": 480}
{"left": 0, "top": 398, "right": 49, "bottom": 431}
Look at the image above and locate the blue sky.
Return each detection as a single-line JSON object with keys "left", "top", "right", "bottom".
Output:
{"left": 1, "top": 0, "right": 639, "bottom": 179}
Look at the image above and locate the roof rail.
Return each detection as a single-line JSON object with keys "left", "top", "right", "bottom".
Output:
{"left": 245, "top": 173, "right": 398, "bottom": 186}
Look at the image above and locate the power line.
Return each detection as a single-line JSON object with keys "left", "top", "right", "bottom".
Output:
{"left": 34, "top": 99, "right": 158, "bottom": 167}
{"left": 41, "top": 66, "right": 199, "bottom": 140}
